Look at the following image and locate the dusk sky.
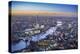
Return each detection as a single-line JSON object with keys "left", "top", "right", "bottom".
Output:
{"left": 10, "top": 1, "right": 78, "bottom": 16}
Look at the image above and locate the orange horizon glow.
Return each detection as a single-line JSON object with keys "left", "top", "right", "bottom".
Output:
{"left": 11, "top": 10, "right": 77, "bottom": 17}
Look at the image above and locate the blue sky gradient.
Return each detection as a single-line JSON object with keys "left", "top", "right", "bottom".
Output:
{"left": 10, "top": 1, "right": 78, "bottom": 13}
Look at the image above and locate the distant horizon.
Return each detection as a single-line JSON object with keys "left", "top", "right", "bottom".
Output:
{"left": 10, "top": 1, "right": 78, "bottom": 17}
